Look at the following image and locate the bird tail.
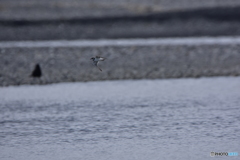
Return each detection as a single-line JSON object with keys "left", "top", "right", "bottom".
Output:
{"left": 98, "top": 67, "right": 102, "bottom": 71}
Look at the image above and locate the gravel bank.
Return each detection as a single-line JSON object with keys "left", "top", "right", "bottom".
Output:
{"left": 0, "top": 37, "right": 240, "bottom": 86}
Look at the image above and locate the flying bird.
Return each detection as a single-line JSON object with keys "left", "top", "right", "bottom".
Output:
{"left": 91, "top": 56, "right": 106, "bottom": 71}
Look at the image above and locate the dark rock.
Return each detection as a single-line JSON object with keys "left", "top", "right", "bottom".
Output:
{"left": 31, "top": 64, "right": 42, "bottom": 78}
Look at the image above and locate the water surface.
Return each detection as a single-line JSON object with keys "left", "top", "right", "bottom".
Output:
{"left": 0, "top": 77, "right": 239, "bottom": 160}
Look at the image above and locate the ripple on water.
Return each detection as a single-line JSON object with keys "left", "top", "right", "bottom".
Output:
{"left": 0, "top": 77, "right": 240, "bottom": 160}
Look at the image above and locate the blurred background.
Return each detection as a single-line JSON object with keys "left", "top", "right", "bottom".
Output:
{"left": 1, "top": 0, "right": 240, "bottom": 41}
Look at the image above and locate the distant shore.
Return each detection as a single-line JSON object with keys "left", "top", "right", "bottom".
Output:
{"left": 1, "top": 6, "right": 240, "bottom": 41}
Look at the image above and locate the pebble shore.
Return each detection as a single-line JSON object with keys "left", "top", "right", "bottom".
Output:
{"left": 1, "top": 38, "right": 240, "bottom": 86}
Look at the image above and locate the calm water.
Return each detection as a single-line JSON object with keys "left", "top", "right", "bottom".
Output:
{"left": 0, "top": 77, "right": 239, "bottom": 160}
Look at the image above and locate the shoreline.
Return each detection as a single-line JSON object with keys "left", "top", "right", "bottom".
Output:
{"left": 1, "top": 36, "right": 240, "bottom": 48}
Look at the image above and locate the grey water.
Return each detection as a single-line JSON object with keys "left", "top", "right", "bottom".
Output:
{"left": 0, "top": 77, "right": 239, "bottom": 160}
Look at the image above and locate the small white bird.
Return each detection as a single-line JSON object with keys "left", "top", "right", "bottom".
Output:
{"left": 90, "top": 56, "right": 106, "bottom": 71}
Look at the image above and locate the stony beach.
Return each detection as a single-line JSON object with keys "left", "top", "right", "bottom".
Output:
{"left": 1, "top": 37, "right": 240, "bottom": 86}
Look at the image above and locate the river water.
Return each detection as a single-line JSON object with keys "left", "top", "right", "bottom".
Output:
{"left": 0, "top": 77, "right": 239, "bottom": 160}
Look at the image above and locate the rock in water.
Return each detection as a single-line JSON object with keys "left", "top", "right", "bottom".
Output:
{"left": 31, "top": 64, "right": 42, "bottom": 78}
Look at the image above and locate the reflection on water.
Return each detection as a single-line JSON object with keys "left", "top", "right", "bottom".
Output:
{"left": 0, "top": 77, "right": 240, "bottom": 160}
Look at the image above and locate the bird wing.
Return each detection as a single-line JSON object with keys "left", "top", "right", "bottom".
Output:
{"left": 96, "top": 56, "right": 105, "bottom": 61}
{"left": 99, "top": 57, "right": 105, "bottom": 61}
